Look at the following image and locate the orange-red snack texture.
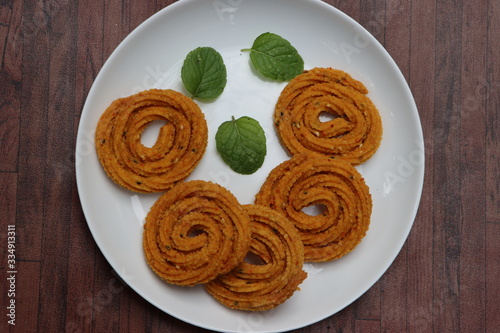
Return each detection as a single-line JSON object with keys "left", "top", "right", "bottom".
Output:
{"left": 274, "top": 67, "right": 383, "bottom": 165}
{"left": 143, "top": 180, "right": 252, "bottom": 286}
{"left": 255, "top": 153, "right": 372, "bottom": 262}
{"left": 95, "top": 89, "right": 208, "bottom": 193}
{"left": 205, "top": 204, "right": 307, "bottom": 311}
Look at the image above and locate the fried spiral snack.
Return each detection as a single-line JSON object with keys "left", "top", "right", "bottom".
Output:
{"left": 205, "top": 205, "right": 307, "bottom": 311}
{"left": 274, "top": 67, "right": 383, "bottom": 165}
{"left": 143, "top": 180, "right": 252, "bottom": 286}
{"left": 255, "top": 153, "right": 372, "bottom": 262}
{"left": 95, "top": 89, "right": 208, "bottom": 193}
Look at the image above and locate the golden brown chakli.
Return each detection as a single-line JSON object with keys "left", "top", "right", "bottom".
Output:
{"left": 95, "top": 89, "right": 208, "bottom": 193}
{"left": 143, "top": 180, "right": 252, "bottom": 286}
{"left": 274, "top": 67, "right": 383, "bottom": 165}
{"left": 205, "top": 205, "right": 307, "bottom": 311}
{"left": 255, "top": 153, "right": 372, "bottom": 262}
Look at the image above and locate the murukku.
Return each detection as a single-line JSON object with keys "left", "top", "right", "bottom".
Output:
{"left": 143, "top": 180, "right": 252, "bottom": 286}
{"left": 255, "top": 153, "right": 372, "bottom": 262}
{"left": 274, "top": 67, "right": 383, "bottom": 165}
{"left": 205, "top": 205, "right": 307, "bottom": 311}
{"left": 95, "top": 89, "right": 208, "bottom": 193}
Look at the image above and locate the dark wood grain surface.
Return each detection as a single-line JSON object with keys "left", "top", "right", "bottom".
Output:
{"left": 1, "top": 0, "right": 498, "bottom": 332}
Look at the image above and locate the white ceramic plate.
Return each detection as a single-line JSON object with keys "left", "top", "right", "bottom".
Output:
{"left": 75, "top": 0, "right": 424, "bottom": 332}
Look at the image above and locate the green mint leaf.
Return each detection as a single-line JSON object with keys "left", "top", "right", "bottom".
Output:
{"left": 242, "top": 32, "right": 304, "bottom": 81}
{"left": 181, "top": 47, "right": 227, "bottom": 99}
{"left": 215, "top": 116, "right": 267, "bottom": 175}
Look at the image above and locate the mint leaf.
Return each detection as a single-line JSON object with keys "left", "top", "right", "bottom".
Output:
{"left": 215, "top": 116, "right": 267, "bottom": 175}
{"left": 181, "top": 47, "right": 227, "bottom": 99}
{"left": 242, "top": 32, "right": 304, "bottom": 81}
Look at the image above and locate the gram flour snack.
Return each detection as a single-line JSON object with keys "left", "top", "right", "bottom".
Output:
{"left": 205, "top": 205, "right": 307, "bottom": 311}
{"left": 255, "top": 153, "right": 372, "bottom": 262}
{"left": 274, "top": 67, "right": 383, "bottom": 165}
{"left": 143, "top": 180, "right": 252, "bottom": 286}
{"left": 95, "top": 89, "right": 208, "bottom": 193}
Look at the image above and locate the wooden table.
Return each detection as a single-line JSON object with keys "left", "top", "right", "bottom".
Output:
{"left": 1, "top": 0, "right": 498, "bottom": 332}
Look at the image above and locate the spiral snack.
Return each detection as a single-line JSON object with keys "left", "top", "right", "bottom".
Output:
{"left": 95, "top": 89, "right": 208, "bottom": 193}
{"left": 205, "top": 205, "right": 307, "bottom": 311}
{"left": 274, "top": 67, "right": 382, "bottom": 165}
{"left": 143, "top": 180, "right": 252, "bottom": 286}
{"left": 255, "top": 153, "right": 372, "bottom": 262}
